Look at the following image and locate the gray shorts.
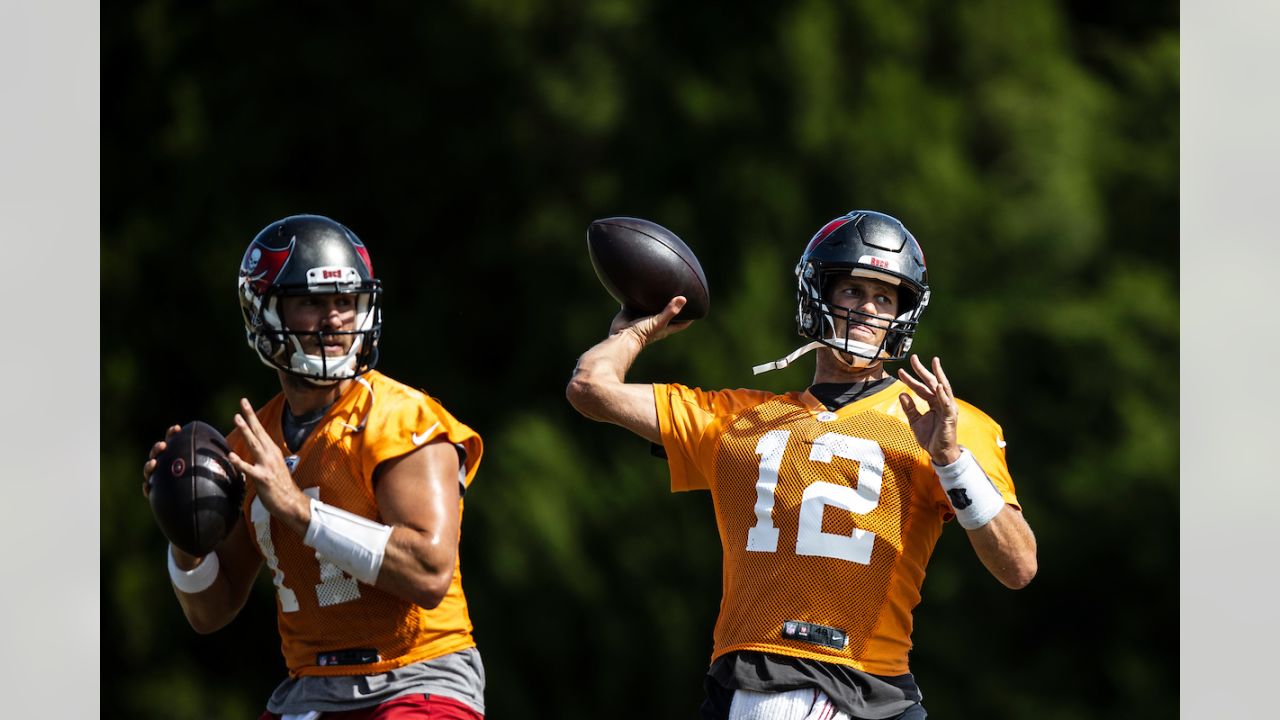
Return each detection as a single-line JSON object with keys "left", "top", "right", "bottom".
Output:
{"left": 265, "top": 647, "right": 485, "bottom": 715}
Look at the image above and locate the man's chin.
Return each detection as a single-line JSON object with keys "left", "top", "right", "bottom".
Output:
{"left": 826, "top": 339, "right": 887, "bottom": 371}
{"left": 835, "top": 351, "right": 879, "bottom": 370}
{"left": 280, "top": 370, "right": 342, "bottom": 391}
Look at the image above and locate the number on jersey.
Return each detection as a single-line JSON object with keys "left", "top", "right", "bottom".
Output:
{"left": 745, "top": 430, "right": 884, "bottom": 565}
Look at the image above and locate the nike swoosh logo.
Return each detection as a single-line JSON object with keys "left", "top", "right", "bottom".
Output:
{"left": 412, "top": 422, "right": 440, "bottom": 446}
{"left": 996, "top": 438, "right": 1007, "bottom": 448}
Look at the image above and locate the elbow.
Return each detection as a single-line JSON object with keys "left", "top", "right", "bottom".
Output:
{"left": 565, "top": 373, "right": 602, "bottom": 419}
{"left": 565, "top": 375, "right": 587, "bottom": 412}
{"left": 175, "top": 587, "right": 237, "bottom": 634}
{"left": 190, "top": 619, "right": 224, "bottom": 635}
{"left": 400, "top": 547, "right": 456, "bottom": 610}
{"left": 409, "top": 567, "right": 454, "bottom": 610}
{"left": 1000, "top": 556, "right": 1038, "bottom": 590}
{"left": 183, "top": 607, "right": 233, "bottom": 635}
{"left": 394, "top": 533, "right": 459, "bottom": 609}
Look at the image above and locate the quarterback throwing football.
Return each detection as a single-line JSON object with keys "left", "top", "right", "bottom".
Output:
{"left": 567, "top": 210, "right": 1037, "bottom": 719}
{"left": 143, "top": 215, "right": 487, "bottom": 719}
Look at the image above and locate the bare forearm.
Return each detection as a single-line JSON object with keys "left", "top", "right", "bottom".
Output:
{"left": 567, "top": 329, "right": 646, "bottom": 418}
{"left": 169, "top": 545, "right": 259, "bottom": 633}
{"left": 174, "top": 575, "right": 248, "bottom": 633}
{"left": 566, "top": 330, "right": 663, "bottom": 443}
{"left": 966, "top": 507, "right": 1038, "bottom": 589}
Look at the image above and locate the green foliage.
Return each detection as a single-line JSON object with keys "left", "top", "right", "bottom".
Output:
{"left": 102, "top": 1, "right": 1178, "bottom": 717}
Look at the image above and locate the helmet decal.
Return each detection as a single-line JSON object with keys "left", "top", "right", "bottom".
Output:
{"left": 240, "top": 237, "right": 295, "bottom": 296}
{"left": 858, "top": 254, "right": 894, "bottom": 272}
{"left": 354, "top": 243, "right": 374, "bottom": 277}
{"left": 802, "top": 215, "right": 855, "bottom": 257}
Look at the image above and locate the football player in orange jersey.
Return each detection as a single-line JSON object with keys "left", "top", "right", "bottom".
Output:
{"left": 143, "top": 215, "right": 487, "bottom": 719}
{"left": 567, "top": 210, "right": 1037, "bottom": 720}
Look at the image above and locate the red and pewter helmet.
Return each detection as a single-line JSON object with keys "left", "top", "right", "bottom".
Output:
{"left": 237, "top": 214, "right": 382, "bottom": 383}
{"left": 753, "top": 210, "right": 930, "bottom": 374}
{"left": 797, "top": 210, "right": 930, "bottom": 364}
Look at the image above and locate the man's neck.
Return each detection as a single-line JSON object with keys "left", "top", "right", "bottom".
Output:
{"left": 812, "top": 346, "right": 892, "bottom": 385}
{"left": 278, "top": 371, "right": 352, "bottom": 415}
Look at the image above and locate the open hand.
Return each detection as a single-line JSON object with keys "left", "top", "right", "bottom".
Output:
{"left": 228, "top": 398, "right": 310, "bottom": 532}
{"left": 897, "top": 355, "right": 962, "bottom": 466}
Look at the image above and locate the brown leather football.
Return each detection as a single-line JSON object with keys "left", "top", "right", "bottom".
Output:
{"left": 587, "top": 217, "right": 710, "bottom": 320}
{"left": 148, "top": 421, "right": 245, "bottom": 556}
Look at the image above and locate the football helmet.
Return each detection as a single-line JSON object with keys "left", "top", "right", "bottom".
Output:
{"left": 754, "top": 210, "right": 930, "bottom": 374}
{"left": 237, "top": 214, "right": 382, "bottom": 383}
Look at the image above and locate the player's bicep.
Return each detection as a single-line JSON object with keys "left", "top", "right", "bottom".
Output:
{"left": 374, "top": 440, "right": 462, "bottom": 539}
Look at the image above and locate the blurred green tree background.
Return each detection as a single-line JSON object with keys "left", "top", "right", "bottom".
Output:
{"left": 102, "top": 1, "right": 1177, "bottom": 717}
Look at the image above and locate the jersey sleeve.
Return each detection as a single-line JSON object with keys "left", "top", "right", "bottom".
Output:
{"left": 653, "top": 383, "right": 774, "bottom": 493}
{"left": 954, "top": 399, "right": 1020, "bottom": 512}
{"left": 429, "top": 399, "right": 484, "bottom": 489}
{"left": 359, "top": 384, "right": 484, "bottom": 489}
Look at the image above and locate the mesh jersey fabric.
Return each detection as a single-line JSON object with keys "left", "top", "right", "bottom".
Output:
{"left": 654, "top": 380, "right": 1017, "bottom": 676}
{"left": 229, "top": 370, "right": 484, "bottom": 677}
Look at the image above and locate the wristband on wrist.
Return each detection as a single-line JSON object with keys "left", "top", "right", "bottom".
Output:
{"left": 302, "top": 498, "right": 393, "bottom": 585}
{"left": 167, "top": 546, "right": 220, "bottom": 594}
{"left": 933, "top": 447, "right": 1005, "bottom": 530}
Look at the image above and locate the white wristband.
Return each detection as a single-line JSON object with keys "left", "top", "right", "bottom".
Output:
{"left": 302, "top": 498, "right": 393, "bottom": 585}
{"left": 933, "top": 447, "right": 1005, "bottom": 530}
{"left": 167, "top": 546, "right": 220, "bottom": 594}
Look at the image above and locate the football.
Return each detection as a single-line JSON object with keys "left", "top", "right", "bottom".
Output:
{"left": 587, "top": 216, "right": 710, "bottom": 320}
{"left": 148, "top": 421, "right": 245, "bottom": 557}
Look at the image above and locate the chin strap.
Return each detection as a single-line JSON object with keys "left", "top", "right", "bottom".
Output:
{"left": 753, "top": 339, "right": 886, "bottom": 375}
{"left": 287, "top": 336, "right": 361, "bottom": 383}
{"left": 753, "top": 341, "right": 825, "bottom": 375}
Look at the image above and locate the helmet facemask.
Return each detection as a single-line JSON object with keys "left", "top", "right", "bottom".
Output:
{"left": 250, "top": 285, "right": 382, "bottom": 384}
{"left": 798, "top": 266, "right": 929, "bottom": 368}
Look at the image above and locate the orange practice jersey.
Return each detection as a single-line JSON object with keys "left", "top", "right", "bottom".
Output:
{"left": 229, "top": 370, "right": 484, "bottom": 677}
{"left": 654, "top": 380, "right": 1018, "bottom": 676}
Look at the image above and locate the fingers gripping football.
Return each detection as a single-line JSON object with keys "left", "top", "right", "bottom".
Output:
{"left": 142, "top": 424, "right": 184, "bottom": 497}
{"left": 609, "top": 296, "right": 691, "bottom": 345}
{"left": 145, "top": 421, "right": 245, "bottom": 557}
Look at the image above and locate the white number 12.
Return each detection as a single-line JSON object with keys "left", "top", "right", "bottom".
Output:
{"left": 744, "top": 430, "right": 884, "bottom": 565}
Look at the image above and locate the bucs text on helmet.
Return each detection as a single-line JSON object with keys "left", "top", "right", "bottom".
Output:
{"left": 795, "top": 210, "right": 930, "bottom": 368}
{"left": 238, "top": 214, "right": 383, "bottom": 383}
